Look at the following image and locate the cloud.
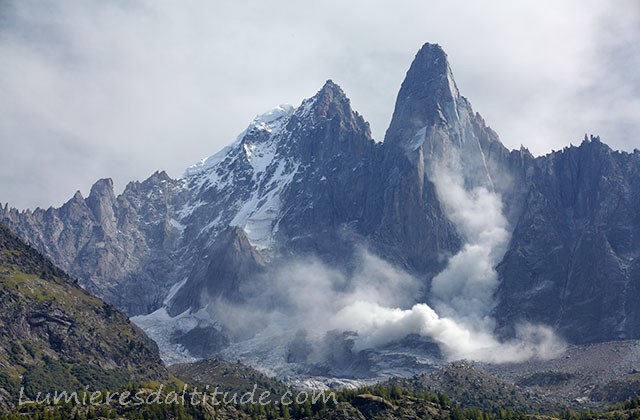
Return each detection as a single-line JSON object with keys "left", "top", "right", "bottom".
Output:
{"left": 1, "top": 1, "right": 638, "bottom": 211}
{"left": 204, "top": 248, "right": 565, "bottom": 365}
{"left": 332, "top": 302, "right": 564, "bottom": 363}
{"left": 209, "top": 249, "right": 423, "bottom": 339}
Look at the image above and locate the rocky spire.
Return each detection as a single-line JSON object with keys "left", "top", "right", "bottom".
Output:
{"left": 384, "top": 43, "right": 460, "bottom": 147}
{"left": 86, "top": 178, "right": 116, "bottom": 227}
{"left": 382, "top": 43, "right": 509, "bottom": 193}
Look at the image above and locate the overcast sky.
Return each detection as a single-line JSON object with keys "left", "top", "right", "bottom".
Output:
{"left": 1, "top": 1, "right": 639, "bottom": 209}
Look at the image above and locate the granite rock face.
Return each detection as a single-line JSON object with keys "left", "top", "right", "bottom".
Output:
{"left": 2, "top": 171, "right": 186, "bottom": 316}
{"left": 495, "top": 138, "right": 640, "bottom": 343}
{"left": 2, "top": 43, "right": 640, "bottom": 363}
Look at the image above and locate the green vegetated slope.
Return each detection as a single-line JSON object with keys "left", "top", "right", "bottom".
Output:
{"left": 0, "top": 222, "right": 167, "bottom": 408}
{"left": 388, "top": 361, "right": 567, "bottom": 412}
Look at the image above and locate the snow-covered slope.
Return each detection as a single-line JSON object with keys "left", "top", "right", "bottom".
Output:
{"left": 180, "top": 103, "right": 298, "bottom": 249}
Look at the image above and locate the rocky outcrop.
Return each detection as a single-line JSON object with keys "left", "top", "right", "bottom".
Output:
{"left": 168, "top": 227, "right": 266, "bottom": 316}
{"left": 0, "top": 222, "right": 167, "bottom": 405}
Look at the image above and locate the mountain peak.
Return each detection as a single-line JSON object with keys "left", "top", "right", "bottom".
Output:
{"left": 383, "top": 42, "right": 508, "bottom": 192}
{"left": 309, "top": 79, "right": 353, "bottom": 121}
{"left": 384, "top": 43, "right": 460, "bottom": 146}
{"left": 411, "top": 43, "right": 451, "bottom": 76}
{"left": 318, "top": 79, "right": 345, "bottom": 97}
{"left": 87, "top": 178, "right": 116, "bottom": 224}
{"left": 89, "top": 178, "right": 114, "bottom": 197}
{"left": 403, "top": 42, "right": 457, "bottom": 101}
